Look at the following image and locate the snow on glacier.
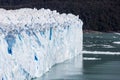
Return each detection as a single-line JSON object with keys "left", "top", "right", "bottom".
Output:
{"left": 0, "top": 8, "right": 83, "bottom": 80}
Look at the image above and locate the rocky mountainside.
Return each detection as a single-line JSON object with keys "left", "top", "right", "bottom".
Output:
{"left": 0, "top": 0, "right": 119, "bottom": 32}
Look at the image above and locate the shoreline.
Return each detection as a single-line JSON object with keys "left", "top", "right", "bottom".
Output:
{"left": 83, "top": 30, "right": 120, "bottom": 33}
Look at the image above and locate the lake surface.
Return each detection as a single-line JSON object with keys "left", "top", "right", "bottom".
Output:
{"left": 34, "top": 32, "right": 120, "bottom": 80}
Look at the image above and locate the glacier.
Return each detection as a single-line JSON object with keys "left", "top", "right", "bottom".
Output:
{"left": 0, "top": 8, "right": 83, "bottom": 80}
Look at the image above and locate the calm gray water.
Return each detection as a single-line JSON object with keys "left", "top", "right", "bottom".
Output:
{"left": 34, "top": 32, "right": 120, "bottom": 80}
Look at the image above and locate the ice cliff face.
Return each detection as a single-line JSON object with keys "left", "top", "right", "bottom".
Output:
{"left": 0, "top": 8, "right": 83, "bottom": 80}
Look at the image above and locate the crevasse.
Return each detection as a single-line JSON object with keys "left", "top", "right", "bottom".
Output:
{"left": 0, "top": 8, "right": 83, "bottom": 80}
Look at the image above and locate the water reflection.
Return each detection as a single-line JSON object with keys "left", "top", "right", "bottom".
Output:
{"left": 34, "top": 54, "right": 83, "bottom": 80}
{"left": 34, "top": 53, "right": 120, "bottom": 80}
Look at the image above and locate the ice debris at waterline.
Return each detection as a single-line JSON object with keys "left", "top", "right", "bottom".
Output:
{"left": 0, "top": 8, "right": 83, "bottom": 80}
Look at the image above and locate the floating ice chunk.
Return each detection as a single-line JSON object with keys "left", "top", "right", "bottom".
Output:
{"left": 113, "top": 41, "right": 120, "bottom": 44}
{"left": 83, "top": 57, "right": 101, "bottom": 60}
{"left": 114, "top": 32, "right": 120, "bottom": 35}
{"left": 102, "top": 45, "right": 114, "bottom": 48}
{"left": 83, "top": 51, "right": 120, "bottom": 55}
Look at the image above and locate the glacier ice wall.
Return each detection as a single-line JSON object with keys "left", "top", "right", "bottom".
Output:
{"left": 0, "top": 8, "right": 83, "bottom": 80}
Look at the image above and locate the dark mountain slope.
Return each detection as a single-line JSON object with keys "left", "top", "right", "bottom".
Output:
{"left": 0, "top": 0, "right": 119, "bottom": 32}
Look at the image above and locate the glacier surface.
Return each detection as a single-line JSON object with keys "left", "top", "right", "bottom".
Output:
{"left": 0, "top": 8, "right": 83, "bottom": 80}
